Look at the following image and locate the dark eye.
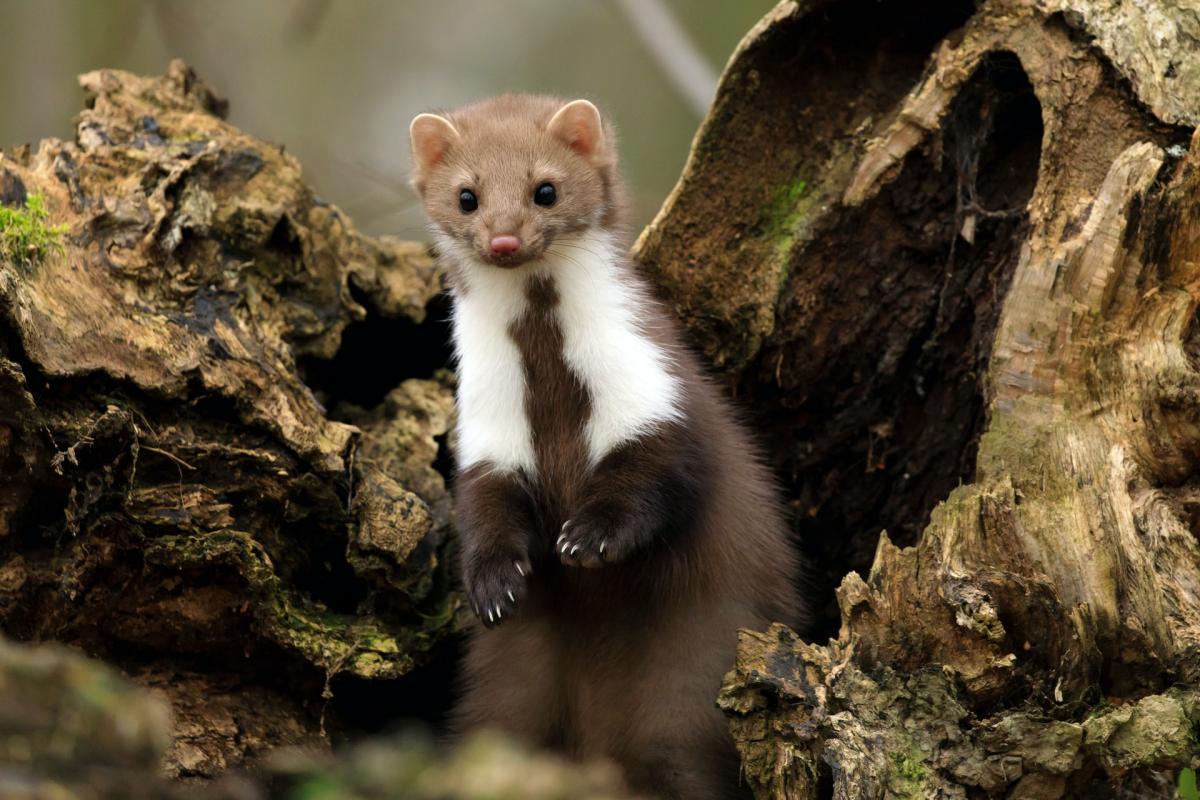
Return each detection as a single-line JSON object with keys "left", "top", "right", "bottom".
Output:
{"left": 459, "top": 189, "right": 478, "bottom": 213}
{"left": 534, "top": 182, "right": 557, "bottom": 207}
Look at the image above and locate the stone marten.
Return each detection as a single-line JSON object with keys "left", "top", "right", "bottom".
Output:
{"left": 408, "top": 94, "right": 804, "bottom": 800}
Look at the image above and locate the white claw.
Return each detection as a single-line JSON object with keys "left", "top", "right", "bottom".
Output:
{"left": 507, "top": 589, "right": 515, "bottom": 602}
{"left": 561, "top": 541, "right": 570, "bottom": 554}
{"left": 600, "top": 541, "right": 607, "bottom": 554}
{"left": 557, "top": 533, "right": 566, "bottom": 548}
{"left": 514, "top": 562, "right": 525, "bottom": 577}
{"left": 487, "top": 608, "right": 494, "bottom": 623}
{"left": 561, "top": 520, "right": 571, "bottom": 532}
{"left": 571, "top": 544, "right": 580, "bottom": 555}
{"left": 494, "top": 604, "right": 502, "bottom": 619}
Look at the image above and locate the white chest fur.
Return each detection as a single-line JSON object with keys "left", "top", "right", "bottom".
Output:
{"left": 447, "top": 231, "right": 683, "bottom": 475}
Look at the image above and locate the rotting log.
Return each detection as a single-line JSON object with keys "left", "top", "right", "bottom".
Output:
{"left": 0, "top": 61, "right": 459, "bottom": 778}
{"left": 632, "top": 0, "right": 1200, "bottom": 796}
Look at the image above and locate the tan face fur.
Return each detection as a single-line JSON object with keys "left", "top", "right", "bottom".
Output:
{"left": 409, "top": 95, "right": 619, "bottom": 268}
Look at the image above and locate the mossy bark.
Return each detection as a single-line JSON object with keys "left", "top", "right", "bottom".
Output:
{"left": 634, "top": 0, "right": 1200, "bottom": 796}
{"left": 0, "top": 61, "right": 458, "bottom": 777}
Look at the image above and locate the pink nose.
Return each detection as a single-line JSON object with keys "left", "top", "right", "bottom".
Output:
{"left": 489, "top": 235, "right": 521, "bottom": 256}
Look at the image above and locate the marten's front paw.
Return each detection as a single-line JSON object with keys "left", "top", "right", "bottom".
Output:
{"left": 557, "top": 510, "right": 628, "bottom": 568}
{"left": 464, "top": 551, "right": 531, "bottom": 628}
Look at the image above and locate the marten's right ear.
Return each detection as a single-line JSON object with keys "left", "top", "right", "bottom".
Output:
{"left": 409, "top": 113, "right": 459, "bottom": 191}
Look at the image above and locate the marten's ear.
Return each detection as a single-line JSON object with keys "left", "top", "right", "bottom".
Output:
{"left": 547, "top": 99, "right": 605, "bottom": 162}
{"left": 409, "top": 113, "right": 459, "bottom": 190}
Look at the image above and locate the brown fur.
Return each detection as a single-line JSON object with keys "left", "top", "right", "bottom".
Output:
{"left": 412, "top": 95, "right": 624, "bottom": 268}
{"left": 410, "top": 95, "right": 805, "bottom": 800}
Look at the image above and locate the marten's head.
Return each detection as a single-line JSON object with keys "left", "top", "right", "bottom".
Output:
{"left": 409, "top": 94, "right": 622, "bottom": 269}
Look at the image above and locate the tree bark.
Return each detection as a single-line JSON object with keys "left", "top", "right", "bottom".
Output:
{"left": 0, "top": 61, "right": 459, "bottom": 778}
{"left": 632, "top": 0, "right": 1200, "bottom": 796}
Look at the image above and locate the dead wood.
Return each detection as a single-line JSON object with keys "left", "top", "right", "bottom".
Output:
{"left": 633, "top": 0, "right": 1200, "bottom": 796}
{"left": 0, "top": 60, "right": 458, "bottom": 778}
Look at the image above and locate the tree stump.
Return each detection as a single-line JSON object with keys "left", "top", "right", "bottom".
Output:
{"left": 0, "top": 61, "right": 459, "bottom": 778}
{"left": 633, "top": 0, "right": 1200, "bottom": 796}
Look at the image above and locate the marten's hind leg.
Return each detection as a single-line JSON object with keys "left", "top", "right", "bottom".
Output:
{"left": 573, "top": 614, "right": 751, "bottom": 799}
{"left": 617, "top": 699, "right": 749, "bottom": 800}
{"left": 450, "top": 621, "right": 563, "bottom": 748}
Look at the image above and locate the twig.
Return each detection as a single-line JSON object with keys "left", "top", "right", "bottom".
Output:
{"left": 141, "top": 445, "right": 197, "bottom": 471}
{"left": 613, "top": 0, "right": 717, "bottom": 117}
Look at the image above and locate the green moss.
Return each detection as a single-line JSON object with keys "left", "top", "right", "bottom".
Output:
{"left": 1180, "top": 768, "right": 1199, "bottom": 800}
{"left": 762, "top": 178, "right": 811, "bottom": 266}
{"left": 773, "top": 179, "right": 809, "bottom": 213}
{"left": 887, "top": 751, "right": 929, "bottom": 798}
{"left": 272, "top": 603, "right": 415, "bottom": 680}
{"left": 145, "top": 530, "right": 422, "bottom": 680}
{"left": 289, "top": 775, "right": 344, "bottom": 800}
{"left": 892, "top": 752, "right": 926, "bottom": 781}
{"left": 752, "top": 146, "right": 862, "bottom": 298}
{"left": 0, "top": 193, "right": 67, "bottom": 268}
{"left": 147, "top": 529, "right": 276, "bottom": 582}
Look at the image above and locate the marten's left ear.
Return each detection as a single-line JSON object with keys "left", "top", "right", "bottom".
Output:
{"left": 547, "top": 99, "right": 605, "bottom": 162}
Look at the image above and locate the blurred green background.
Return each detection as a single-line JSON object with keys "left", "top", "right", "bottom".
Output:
{"left": 0, "top": 0, "right": 774, "bottom": 238}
